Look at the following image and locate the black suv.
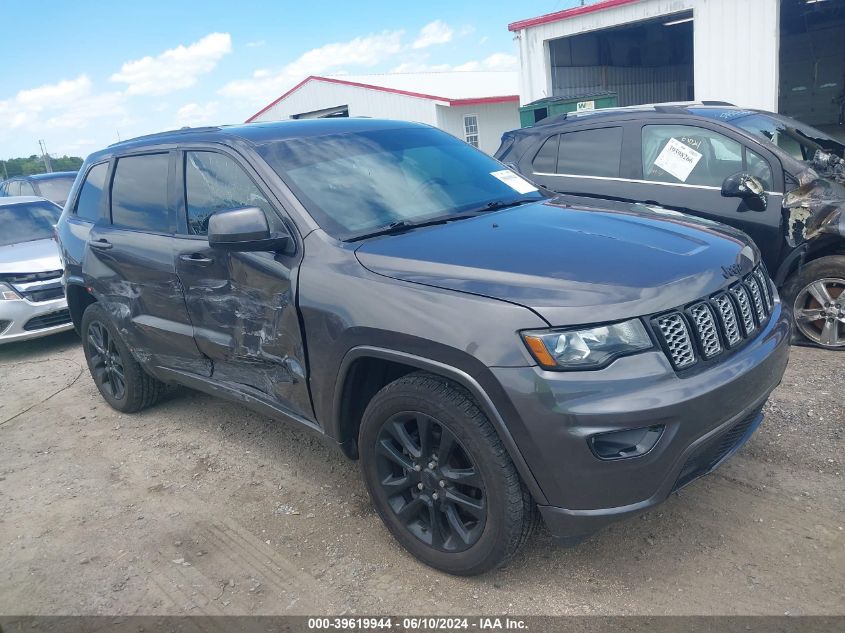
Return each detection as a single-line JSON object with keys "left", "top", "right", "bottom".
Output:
{"left": 496, "top": 104, "right": 845, "bottom": 350}
{"left": 56, "top": 119, "right": 790, "bottom": 575}
{"left": 0, "top": 171, "right": 78, "bottom": 205}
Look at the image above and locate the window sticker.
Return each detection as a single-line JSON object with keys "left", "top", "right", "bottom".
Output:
{"left": 653, "top": 137, "right": 703, "bottom": 183}
{"left": 490, "top": 169, "right": 538, "bottom": 194}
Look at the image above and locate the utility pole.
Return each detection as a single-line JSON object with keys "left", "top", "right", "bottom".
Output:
{"left": 1, "top": 160, "right": 7, "bottom": 180}
{"left": 38, "top": 140, "right": 53, "bottom": 173}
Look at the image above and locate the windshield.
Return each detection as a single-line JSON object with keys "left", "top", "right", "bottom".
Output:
{"left": 0, "top": 201, "right": 61, "bottom": 247}
{"left": 689, "top": 108, "right": 845, "bottom": 162}
{"left": 34, "top": 176, "right": 75, "bottom": 204}
{"left": 256, "top": 126, "right": 544, "bottom": 239}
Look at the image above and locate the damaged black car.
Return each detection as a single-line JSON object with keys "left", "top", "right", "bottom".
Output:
{"left": 497, "top": 103, "right": 845, "bottom": 349}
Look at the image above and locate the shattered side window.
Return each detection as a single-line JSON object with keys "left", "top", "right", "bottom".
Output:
{"left": 184, "top": 151, "right": 273, "bottom": 236}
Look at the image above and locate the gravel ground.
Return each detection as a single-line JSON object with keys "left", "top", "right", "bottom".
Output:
{"left": 0, "top": 332, "right": 842, "bottom": 616}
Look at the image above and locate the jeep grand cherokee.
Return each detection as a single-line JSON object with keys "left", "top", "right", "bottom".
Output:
{"left": 56, "top": 119, "right": 790, "bottom": 575}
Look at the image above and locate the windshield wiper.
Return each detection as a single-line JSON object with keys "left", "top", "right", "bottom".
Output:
{"left": 345, "top": 197, "right": 542, "bottom": 242}
{"left": 461, "top": 197, "right": 541, "bottom": 215}
{"left": 346, "top": 216, "right": 461, "bottom": 241}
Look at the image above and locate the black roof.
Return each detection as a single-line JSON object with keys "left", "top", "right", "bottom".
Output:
{"left": 100, "top": 118, "right": 427, "bottom": 158}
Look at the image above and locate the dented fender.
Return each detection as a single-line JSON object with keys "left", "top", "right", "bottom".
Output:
{"left": 783, "top": 173, "right": 845, "bottom": 248}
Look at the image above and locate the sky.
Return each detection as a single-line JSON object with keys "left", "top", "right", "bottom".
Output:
{"left": 0, "top": 0, "right": 584, "bottom": 161}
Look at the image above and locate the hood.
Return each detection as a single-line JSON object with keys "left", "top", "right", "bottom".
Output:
{"left": 0, "top": 238, "right": 62, "bottom": 275}
{"left": 355, "top": 200, "right": 758, "bottom": 325}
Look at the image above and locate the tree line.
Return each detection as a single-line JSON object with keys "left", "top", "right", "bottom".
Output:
{"left": 1, "top": 155, "right": 84, "bottom": 179}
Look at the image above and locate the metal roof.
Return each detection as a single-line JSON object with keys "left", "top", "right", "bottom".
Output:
{"left": 245, "top": 71, "right": 519, "bottom": 123}
{"left": 508, "top": 0, "right": 643, "bottom": 32}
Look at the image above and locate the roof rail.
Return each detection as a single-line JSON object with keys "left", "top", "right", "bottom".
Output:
{"left": 700, "top": 101, "right": 736, "bottom": 106}
{"left": 109, "top": 125, "right": 222, "bottom": 147}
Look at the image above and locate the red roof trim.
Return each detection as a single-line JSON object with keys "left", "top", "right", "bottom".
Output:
{"left": 508, "top": 0, "right": 642, "bottom": 32}
{"left": 245, "top": 75, "right": 518, "bottom": 122}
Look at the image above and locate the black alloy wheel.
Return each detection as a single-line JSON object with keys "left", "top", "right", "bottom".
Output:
{"left": 87, "top": 320, "right": 126, "bottom": 400}
{"left": 80, "top": 302, "right": 166, "bottom": 413}
{"left": 375, "top": 411, "right": 486, "bottom": 552}
{"left": 359, "top": 372, "right": 537, "bottom": 575}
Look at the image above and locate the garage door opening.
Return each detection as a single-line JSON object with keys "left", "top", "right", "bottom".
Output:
{"left": 779, "top": 0, "right": 845, "bottom": 134}
{"left": 547, "top": 11, "right": 694, "bottom": 107}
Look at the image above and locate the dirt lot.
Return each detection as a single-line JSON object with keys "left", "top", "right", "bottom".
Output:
{"left": 0, "top": 332, "right": 842, "bottom": 616}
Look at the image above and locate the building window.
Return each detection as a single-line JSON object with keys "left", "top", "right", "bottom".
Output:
{"left": 464, "top": 114, "right": 479, "bottom": 148}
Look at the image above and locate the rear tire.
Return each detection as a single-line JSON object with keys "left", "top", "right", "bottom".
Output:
{"left": 358, "top": 371, "right": 537, "bottom": 575}
{"left": 80, "top": 303, "right": 166, "bottom": 412}
{"left": 782, "top": 255, "right": 845, "bottom": 349}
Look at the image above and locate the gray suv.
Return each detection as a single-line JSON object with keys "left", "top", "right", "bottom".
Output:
{"left": 56, "top": 119, "right": 790, "bottom": 575}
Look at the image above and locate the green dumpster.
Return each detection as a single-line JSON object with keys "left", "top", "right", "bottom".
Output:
{"left": 519, "top": 91, "right": 618, "bottom": 127}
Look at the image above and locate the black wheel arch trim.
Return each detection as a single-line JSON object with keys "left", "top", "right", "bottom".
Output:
{"left": 331, "top": 345, "right": 549, "bottom": 505}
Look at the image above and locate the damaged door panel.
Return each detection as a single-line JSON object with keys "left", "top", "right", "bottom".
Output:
{"left": 85, "top": 151, "right": 210, "bottom": 372}
{"left": 173, "top": 148, "right": 314, "bottom": 421}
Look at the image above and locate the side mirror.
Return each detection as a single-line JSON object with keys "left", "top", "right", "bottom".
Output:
{"left": 721, "top": 172, "right": 767, "bottom": 211}
{"left": 208, "top": 207, "right": 293, "bottom": 253}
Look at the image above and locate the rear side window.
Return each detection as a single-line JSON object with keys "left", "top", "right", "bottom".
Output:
{"left": 532, "top": 136, "right": 559, "bottom": 173}
{"left": 75, "top": 163, "right": 108, "bottom": 222}
{"left": 111, "top": 153, "right": 171, "bottom": 232}
{"left": 18, "top": 180, "right": 35, "bottom": 196}
{"left": 557, "top": 127, "right": 623, "bottom": 177}
{"left": 184, "top": 151, "right": 273, "bottom": 236}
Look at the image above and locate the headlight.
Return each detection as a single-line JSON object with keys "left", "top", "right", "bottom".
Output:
{"left": 0, "top": 282, "right": 22, "bottom": 301}
{"left": 522, "top": 319, "right": 653, "bottom": 370}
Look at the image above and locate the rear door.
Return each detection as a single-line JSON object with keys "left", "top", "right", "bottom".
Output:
{"left": 522, "top": 123, "right": 635, "bottom": 201}
{"left": 85, "top": 150, "right": 209, "bottom": 372}
{"left": 171, "top": 146, "right": 313, "bottom": 420}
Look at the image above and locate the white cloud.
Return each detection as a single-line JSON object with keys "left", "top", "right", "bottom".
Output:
{"left": 246, "top": 40, "right": 266, "bottom": 48}
{"left": 412, "top": 20, "right": 454, "bottom": 49}
{"left": 43, "top": 91, "right": 127, "bottom": 129}
{"left": 110, "top": 32, "right": 232, "bottom": 96}
{"left": 220, "top": 30, "right": 404, "bottom": 105}
{"left": 176, "top": 102, "right": 220, "bottom": 127}
{"left": 16, "top": 75, "right": 92, "bottom": 109}
{"left": 0, "top": 75, "right": 127, "bottom": 134}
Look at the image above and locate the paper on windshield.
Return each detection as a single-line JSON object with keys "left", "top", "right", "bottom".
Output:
{"left": 490, "top": 170, "right": 538, "bottom": 194}
{"left": 653, "top": 138, "right": 703, "bottom": 183}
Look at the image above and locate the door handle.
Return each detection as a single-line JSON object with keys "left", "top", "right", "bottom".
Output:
{"left": 179, "top": 253, "right": 213, "bottom": 265}
{"left": 88, "top": 239, "right": 112, "bottom": 250}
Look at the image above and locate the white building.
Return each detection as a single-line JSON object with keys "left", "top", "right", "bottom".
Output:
{"left": 246, "top": 72, "right": 521, "bottom": 155}
{"left": 510, "top": 0, "right": 845, "bottom": 128}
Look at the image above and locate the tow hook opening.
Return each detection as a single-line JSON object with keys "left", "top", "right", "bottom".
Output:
{"left": 589, "top": 426, "right": 665, "bottom": 460}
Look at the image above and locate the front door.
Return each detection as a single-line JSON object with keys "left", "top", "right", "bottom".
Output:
{"left": 171, "top": 148, "right": 314, "bottom": 420}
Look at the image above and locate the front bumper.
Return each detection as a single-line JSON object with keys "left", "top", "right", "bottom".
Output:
{"left": 492, "top": 302, "right": 791, "bottom": 539}
{"left": 0, "top": 295, "right": 73, "bottom": 344}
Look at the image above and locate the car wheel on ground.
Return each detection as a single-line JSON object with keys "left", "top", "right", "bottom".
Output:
{"left": 358, "top": 372, "right": 537, "bottom": 576}
{"left": 783, "top": 255, "right": 845, "bottom": 349}
{"left": 81, "top": 303, "right": 167, "bottom": 412}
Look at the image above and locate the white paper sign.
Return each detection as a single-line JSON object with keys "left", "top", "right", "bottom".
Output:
{"left": 576, "top": 100, "right": 595, "bottom": 112}
{"left": 653, "top": 137, "right": 703, "bottom": 183}
{"left": 490, "top": 170, "right": 538, "bottom": 194}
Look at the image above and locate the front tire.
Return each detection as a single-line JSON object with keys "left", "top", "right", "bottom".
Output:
{"left": 782, "top": 255, "right": 845, "bottom": 349}
{"left": 358, "top": 372, "right": 536, "bottom": 575}
{"left": 81, "top": 303, "right": 166, "bottom": 412}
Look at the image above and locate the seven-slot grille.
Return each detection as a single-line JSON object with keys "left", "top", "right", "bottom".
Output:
{"left": 653, "top": 265, "right": 775, "bottom": 371}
